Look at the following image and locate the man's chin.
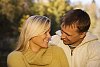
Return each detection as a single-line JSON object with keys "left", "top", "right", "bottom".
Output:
{"left": 63, "top": 42, "right": 71, "bottom": 45}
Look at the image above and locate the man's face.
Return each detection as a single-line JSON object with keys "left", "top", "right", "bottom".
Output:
{"left": 61, "top": 25, "right": 85, "bottom": 46}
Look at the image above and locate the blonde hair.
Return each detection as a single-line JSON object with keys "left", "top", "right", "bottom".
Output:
{"left": 16, "top": 15, "right": 51, "bottom": 51}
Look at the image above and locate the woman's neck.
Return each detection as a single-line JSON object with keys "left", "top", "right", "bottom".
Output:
{"left": 29, "top": 40, "right": 41, "bottom": 53}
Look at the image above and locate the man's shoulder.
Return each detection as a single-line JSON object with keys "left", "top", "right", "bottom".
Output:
{"left": 88, "top": 40, "right": 100, "bottom": 48}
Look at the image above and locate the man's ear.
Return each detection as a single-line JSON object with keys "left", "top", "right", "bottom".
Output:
{"left": 80, "top": 32, "right": 86, "bottom": 38}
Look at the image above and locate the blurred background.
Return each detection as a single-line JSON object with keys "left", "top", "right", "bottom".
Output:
{"left": 0, "top": 0, "right": 100, "bottom": 67}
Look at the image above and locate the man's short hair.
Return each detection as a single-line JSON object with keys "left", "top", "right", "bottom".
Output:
{"left": 61, "top": 9, "right": 90, "bottom": 32}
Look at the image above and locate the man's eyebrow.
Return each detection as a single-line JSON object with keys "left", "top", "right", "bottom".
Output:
{"left": 61, "top": 29, "right": 71, "bottom": 36}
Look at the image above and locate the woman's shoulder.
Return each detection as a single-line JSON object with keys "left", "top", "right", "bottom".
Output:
{"left": 48, "top": 44, "right": 66, "bottom": 57}
{"left": 7, "top": 51, "right": 23, "bottom": 60}
{"left": 7, "top": 51, "right": 26, "bottom": 67}
{"left": 49, "top": 44, "right": 63, "bottom": 51}
{"left": 8, "top": 51, "right": 22, "bottom": 56}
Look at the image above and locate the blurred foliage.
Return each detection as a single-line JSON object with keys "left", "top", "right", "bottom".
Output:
{"left": 18, "top": 15, "right": 30, "bottom": 32}
{"left": 85, "top": 1, "right": 97, "bottom": 32}
{"left": 0, "top": 0, "right": 32, "bottom": 38}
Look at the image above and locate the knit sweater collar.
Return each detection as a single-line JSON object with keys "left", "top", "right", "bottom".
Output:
{"left": 22, "top": 47, "right": 53, "bottom": 65}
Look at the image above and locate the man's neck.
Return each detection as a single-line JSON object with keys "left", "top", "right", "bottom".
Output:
{"left": 72, "top": 38, "right": 84, "bottom": 47}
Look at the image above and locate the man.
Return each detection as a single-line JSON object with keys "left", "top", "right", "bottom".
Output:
{"left": 49, "top": 9, "right": 100, "bottom": 67}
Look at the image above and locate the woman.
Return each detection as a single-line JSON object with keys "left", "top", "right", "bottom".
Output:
{"left": 7, "top": 15, "right": 69, "bottom": 67}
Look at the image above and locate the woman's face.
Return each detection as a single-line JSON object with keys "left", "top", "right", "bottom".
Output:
{"left": 30, "top": 29, "right": 51, "bottom": 48}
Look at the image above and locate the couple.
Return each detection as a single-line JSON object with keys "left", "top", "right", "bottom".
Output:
{"left": 7, "top": 9, "right": 100, "bottom": 67}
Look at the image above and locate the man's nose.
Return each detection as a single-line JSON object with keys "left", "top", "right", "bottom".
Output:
{"left": 48, "top": 33, "right": 51, "bottom": 38}
{"left": 61, "top": 33, "right": 66, "bottom": 40}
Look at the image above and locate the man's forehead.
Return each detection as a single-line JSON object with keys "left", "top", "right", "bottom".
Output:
{"left": 61, "top": 23, "right": 78, "bottom": 29}
{"left": 61, "top": 23, "right": 79, "bottom": 34}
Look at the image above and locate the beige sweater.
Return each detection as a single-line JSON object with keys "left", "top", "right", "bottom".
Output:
{"left": 7, "top": 45, "right": 69, "bottom": 67}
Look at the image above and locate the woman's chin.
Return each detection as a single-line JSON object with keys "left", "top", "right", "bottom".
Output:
{"left": 42, "top": 45, "right": 48, "bottom": 48}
